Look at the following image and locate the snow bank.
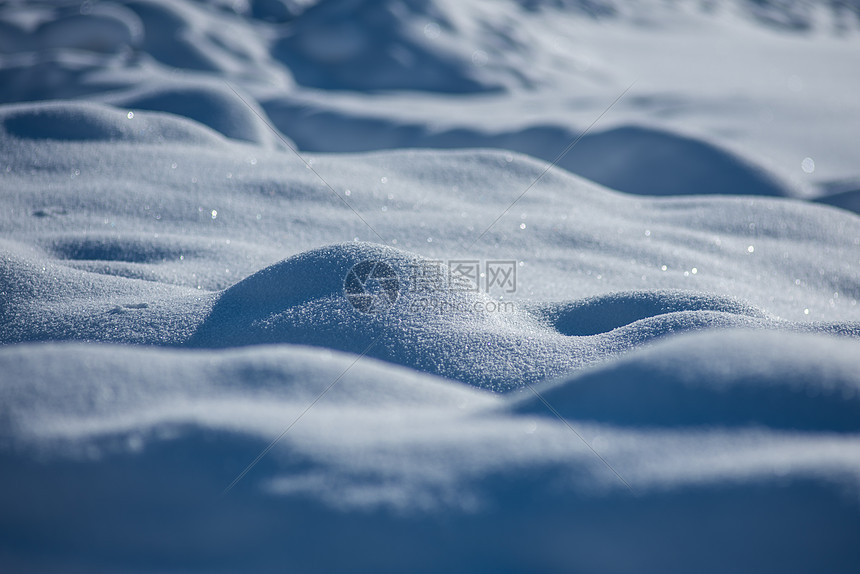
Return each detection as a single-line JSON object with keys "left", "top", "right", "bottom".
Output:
{"left": 2, "top": 335, "right": 859, "bottom": 573}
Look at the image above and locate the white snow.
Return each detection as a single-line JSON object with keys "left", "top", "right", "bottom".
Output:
{"left": 1, "top": 0, "right": 860, "bottom": 572}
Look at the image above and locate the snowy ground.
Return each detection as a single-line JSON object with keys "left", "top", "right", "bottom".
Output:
{"left": 1, "top": 1, "right": 860, "bottom": 572}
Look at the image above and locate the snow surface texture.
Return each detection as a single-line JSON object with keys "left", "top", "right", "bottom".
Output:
{"left": 1, "top": 1, "right": 860, "bottom": 572}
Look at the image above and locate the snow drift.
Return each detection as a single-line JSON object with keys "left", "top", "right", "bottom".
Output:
{"left": 2, "top": 0, "right": 860, "bottom": 572}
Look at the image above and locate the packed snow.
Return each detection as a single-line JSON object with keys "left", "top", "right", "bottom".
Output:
{"left": 1, "top": 0, "right": 859, "bottom": 572}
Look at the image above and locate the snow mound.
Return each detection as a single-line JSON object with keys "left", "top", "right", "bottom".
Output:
{"left": 534, "top": 289, "right": 768, "bottom": 336}
{"left": 100, "top": 83, "right": 284, "bottom": 147}
{"left": 513, "top": 329, "right": 860, "bottom": 432}
{"left": 0, "top": 100, "right": 228, "bottom": 144}
{"left": 123, "top": 0, "right": 275, "bottom": 76}
{"left": 0, "top": 2, "right": 143, "bottom": 55}
{"left": 0, "top": 51, "right": 132, "bottom": 105}
{"left": 190, "top": 242, "right": 858, "bottom": 391}
{"left": 272, "top": 0, "right": 536, "bottom": 92}
{"left": 559, "top": 125, "right": 792, "bottom": 197}
{"left": 0, "top": 343, "right": 494, "bottom": 443}
{"left": 267, "top": 100, "right": 795, "bottom": 196}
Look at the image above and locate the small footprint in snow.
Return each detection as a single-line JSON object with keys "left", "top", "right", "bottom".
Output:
{"left": 32, "top": 207, "right": 69, "bottom": 218}
{"left": 108, "top": 302, "right": 149, "bottom": 314}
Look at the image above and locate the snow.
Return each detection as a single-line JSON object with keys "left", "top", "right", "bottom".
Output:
{"left": 2, "top": 0, "right": 860, "bottom": 572}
